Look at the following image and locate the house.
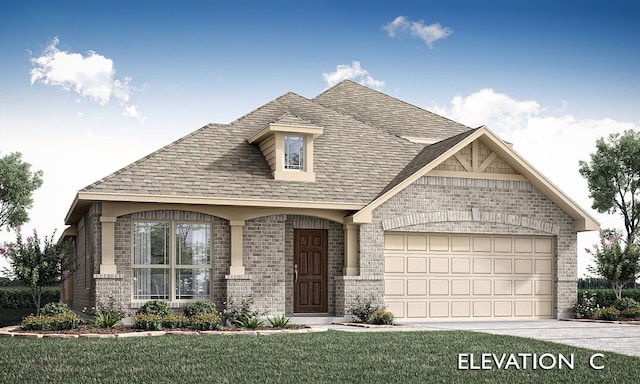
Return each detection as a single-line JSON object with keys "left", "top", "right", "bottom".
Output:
{"left": 61, "top": 80, "right": 598, "bottom": 321}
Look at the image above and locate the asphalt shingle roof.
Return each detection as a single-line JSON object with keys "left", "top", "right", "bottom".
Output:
{"left": 82, "top": 81, "right": 472, "bottom": 205}
{"left": 314, "top": 80, "right": 471, "bottom": 141}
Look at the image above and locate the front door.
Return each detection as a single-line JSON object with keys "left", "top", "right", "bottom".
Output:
{"left": 294, "top": 229, "right": 328, "bottom": 313}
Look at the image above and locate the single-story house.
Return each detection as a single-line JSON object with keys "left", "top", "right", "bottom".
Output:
{"left": 61, "top": 80, "right": 598, "bottom": 321}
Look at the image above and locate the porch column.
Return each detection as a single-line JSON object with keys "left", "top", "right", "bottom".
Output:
{"left": 99, "top": 216, "right": 118, "bottom": 275}
{"left": 343, "top": 223, "right": 359, "bottom": 276}
{"left": 229, "top": 220, "right": 245, "bottom": 275}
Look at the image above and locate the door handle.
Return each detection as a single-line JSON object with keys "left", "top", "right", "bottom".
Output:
{"left": 294, "top": 264, "right": 298, "bottom": 283}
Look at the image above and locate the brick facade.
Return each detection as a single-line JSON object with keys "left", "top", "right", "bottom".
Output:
{"left": 349, "top": 176, "right": 577, "bottom": 318}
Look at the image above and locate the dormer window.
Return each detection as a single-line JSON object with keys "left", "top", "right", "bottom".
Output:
{"left": 248, "top": 114, "right": 323, "bottom": 182}
{"left": 284, "top": 135, "right": 304, "bottom": 170}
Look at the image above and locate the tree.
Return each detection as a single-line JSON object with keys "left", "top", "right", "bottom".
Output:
{"left": 0, "top": 152, "right": 43, "bottom": 231}
{"left": 585, "top": 229, "right": 640, "bottom": 299}
{"left": 0, "top": 227, "right": 74, "bottom": 314}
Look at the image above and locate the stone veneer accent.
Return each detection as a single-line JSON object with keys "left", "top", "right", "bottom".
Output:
{"left": 352, "top": 176, "right": 577, "bottom": 318}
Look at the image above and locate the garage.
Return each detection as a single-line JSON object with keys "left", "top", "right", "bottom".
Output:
{"left": 383, "top": 233, "right": 555, "bottom": 321}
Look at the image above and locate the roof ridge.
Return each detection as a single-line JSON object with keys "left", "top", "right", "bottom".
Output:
{"left": 81, "top": 123, "right": 228, "bottom": 192}
{"left": 314, "top": 80, "right": 470, "bottom": 130}
{"left": 229, "top": 91, "right": 308, "bottom": 126}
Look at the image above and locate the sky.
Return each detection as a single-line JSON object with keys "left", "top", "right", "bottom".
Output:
{"left": 1, "top": 0, "right": 639, "bottom": 278}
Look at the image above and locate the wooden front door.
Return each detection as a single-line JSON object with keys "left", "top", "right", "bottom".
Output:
{"left": 294, "top": 229, "right": 328, "bottom": 313}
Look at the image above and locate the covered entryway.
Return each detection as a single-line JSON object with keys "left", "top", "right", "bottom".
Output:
{"left": 294, "top": 229, "right": 328, "bottom": 313}
{"left": 383, "top": 233, "right": 555, "bottom": 320}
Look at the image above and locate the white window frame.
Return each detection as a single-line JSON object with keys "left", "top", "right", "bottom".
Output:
{"left": 131, "top": 220, "right": 212, "bottom": 303}
{"left": 284, "top": 135, "right": 305, "bottom": 171}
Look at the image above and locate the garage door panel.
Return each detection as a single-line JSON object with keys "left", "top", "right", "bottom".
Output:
{"left": 494, "top": 259, "right": 512, "bottom": 274}
{"left": 407, "top": 257, "right": 427, "bottom": 273}
{"left": 451, "top": 258, "right": 470, "bottom": 273}
{"left": 473, "top": 258, "right": 491, "bottom": 274}
{"left": 430, "top": 257, "right": 449, "bottom": 273}
{"left": 407, "top": 302, "right": 427, "bottom": 318}
{"left": 451, "top": 279, "right": 470, "bottom": 295}
{"left": 407, "top": 279, "right": 427, "bottom": 295}
{"left": 384, "top": 233, "right": 555, "bottom": 321}
{"left": 407, "top": 235, "right": 427, "bottom": 250}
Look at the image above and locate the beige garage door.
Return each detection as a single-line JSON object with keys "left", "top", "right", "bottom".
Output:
{"left": 384, "top": 233, "right": 554, "bottom": 320}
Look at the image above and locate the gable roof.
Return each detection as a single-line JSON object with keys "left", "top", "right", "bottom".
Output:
{"left": 349, "top": 126, "right": 599, "bottom": 232}
{"left": 66, "top": 89, "right": 426, "bottom": 223}
{"left": 314, "top": 80, "right": 470, "bottom": 142}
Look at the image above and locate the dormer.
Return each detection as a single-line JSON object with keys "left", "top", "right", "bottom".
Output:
{"left": 248, "top": 113, "right": 324, "bottom": 182}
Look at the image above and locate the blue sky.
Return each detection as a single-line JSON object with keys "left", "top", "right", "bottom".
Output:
{"left": 1, "top": 0, "right": 639, "bottom": 276}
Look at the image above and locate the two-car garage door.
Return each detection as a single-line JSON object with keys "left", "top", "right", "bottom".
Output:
{"left": 384, "top": 233, "right": 555, "bottom": 321}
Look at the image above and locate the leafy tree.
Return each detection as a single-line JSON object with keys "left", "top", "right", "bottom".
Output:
{"left": 0, "top": 227, "right": 74, "bottom": 314}
{"left": 0, "top": 152, "right": 43, "bottom": 231}
{"left": 579, "top": 130, "right": 640, "bottom": 243}
{"left": 585, "top": 229, "right": 640, "bottom": 299}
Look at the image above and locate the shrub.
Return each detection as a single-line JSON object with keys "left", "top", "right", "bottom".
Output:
{"left": 267, "top": 314, "right": 290, "bottom": 328}
{"left": 92, "top": 294, "right": 126, "bottom": 328}
{"left": 0, "top": 287, "right": 59, "bottom": 309}
{"left": 183, "top": 301, "right": 217, "bottom": 318}
{"left": 612, "top": 297, "right": 640, "bottom": 311}
{"left": 162, "top": 313, "right": 190, "bottom": 329}
{"left": 348, "top": 295, "right": 383, "bottom": 323}
{"left": 369, "top": 310, "right": 395, "bottom": 325}
{"left": 575, "top": 291, "right": 600, "bottom": 318}
{"left": 222, "top": 296, "right": 260, "bottom": 326}
{"left": 594, "top": 307, "right": 621, "bottom": 321}
{"left": 132, "top": 313, "right": 163, "bottom": 330}
{"left": 136, "top": 300, "right": 171, "bottom": 317}
{"left": 191, "top": 313, "right": 222, "bottom": 331}
{"left": 40, "top": 302, "right": 71, "bottom": 316}
{"left": 577, "top": 289, "right": 640, "bottom": 309}
{"left": 20, "top": 312, "right": 83, "bottom": 331}
{"left": 235, "top": 315, "right": 263, "bottom": 329}
{"left": 621, "top": 308, "right": 640, "bottom": 319}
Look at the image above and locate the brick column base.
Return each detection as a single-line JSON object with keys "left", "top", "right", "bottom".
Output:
{"left": 334, "top": 276, "right": 384, "bottom": 316}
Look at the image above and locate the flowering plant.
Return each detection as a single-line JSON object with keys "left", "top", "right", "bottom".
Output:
{"left": 0, "top": 226, "right": 74, "bottom": 314}
{"left": 586, "top": 228, "right": 640, "bottom": 300}
{"left": 90, "top": 293, "right": 127, "bottom": 328}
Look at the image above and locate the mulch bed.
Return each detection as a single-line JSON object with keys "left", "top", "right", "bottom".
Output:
{"left": 10, "top": 324, "right": 308, "bottom": 335}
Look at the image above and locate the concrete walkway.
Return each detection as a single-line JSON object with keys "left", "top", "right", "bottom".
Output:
{"left": 322, "top": 320, "right": 640, "bottom": 358}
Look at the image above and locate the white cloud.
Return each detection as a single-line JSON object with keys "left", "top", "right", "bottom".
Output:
{"left": 123, "top": 104, "right": 146, "bottom": 123}
{"left": 431, "top": 89, "right": 639, "bottom": 277}
{"left": 384, "top": 16, "right": 453, "bottom": 48}
{"left": 30, "top": 37, "right": 144, "bottom": 122}
{"left": 322, "top": 61, "right": 385, "bottom": 90}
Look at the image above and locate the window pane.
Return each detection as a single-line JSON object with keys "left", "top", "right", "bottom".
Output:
{"left": 284, "top": 135, "right": 304, "bottom": 170}
{"left": 133, "top": 222, "right": 169, "bottom": 265}
{"left": 176, "top": 269, "right": 210, "bottom": 300}
{"left": 176, "top": 223, "right": 211, "bottom": 265}
{"left": 133, "top": 268, "right": 169, "bottom": 300}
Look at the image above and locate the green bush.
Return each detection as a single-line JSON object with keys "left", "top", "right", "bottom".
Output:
{"left": 40, "top": 302, "right": 71, "bottom": 316}
{"left": 136, "top": 300, "right": 171, "bottom": 317}
{"left": 191, "top": 313, "right": 222, "bottom": 331}
{"left": 348, "top": 295, "right": 383, "bottom": 323}
{"left": 369, "top": 310, "right": 395, "bottom": 325}
{"left": 267, "top": 314, "right": 290, "bottom": 328}
{"left": 183, "top": 301, "right": 217, "bottom": 318}
{"left": 594, "top": 307, "right": 621, "bottom": 321}
{"left": 621, "top": 308, "right": 640, "bottom": 319}
{"left": 132, "top": 314, "right": 163, "bottom": 331}
{"left": 234, "top": 315, "right": 263, "bottom": 329}
{"left": 162, "top": 313, "right": 190, "bottom": 329}
{"left": 20, "top": 312, "right": 83, "bottom": 331}
{"left": 577, "top": 289, "right": 640, "bottom": 309}
{"left": 0, "top": 287, "right": 59, "bottom": 309}
{"left": 612, "top": 297, "right": 640, "bottom": 311}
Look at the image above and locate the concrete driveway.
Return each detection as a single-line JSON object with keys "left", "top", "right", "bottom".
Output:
{"left": 325, "top": 320, "right": 640, "bottom": 357}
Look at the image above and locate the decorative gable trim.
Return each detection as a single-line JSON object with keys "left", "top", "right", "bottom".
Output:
{"left": 348, "top": 126, "right": 599, "bottom": 232}
{"left": 248, "top": 117, "right": 324, "bottom": 182}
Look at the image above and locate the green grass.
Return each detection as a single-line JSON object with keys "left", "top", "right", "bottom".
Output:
{"left": 0, "top": 331, "right": 638, "bottom": 383}
{"left": 0, "top": 308, "right": 34, "bottom": 327}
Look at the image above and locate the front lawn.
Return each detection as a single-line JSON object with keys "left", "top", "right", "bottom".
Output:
{"left": 0, "top": 331, "right": 638, "bottom": 383}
